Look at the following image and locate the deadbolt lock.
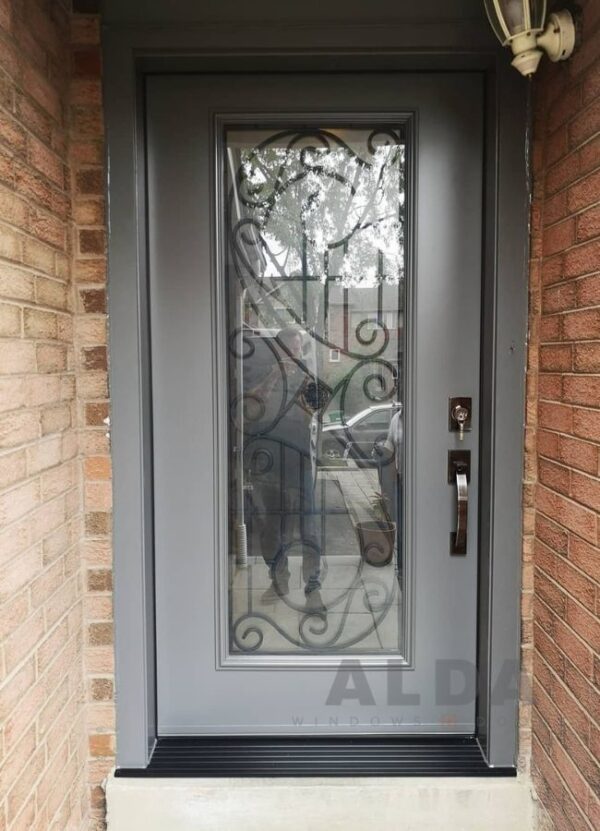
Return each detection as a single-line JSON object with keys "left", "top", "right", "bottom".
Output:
{"left": 449, "top": 397, "right": 472, "bottom": 441}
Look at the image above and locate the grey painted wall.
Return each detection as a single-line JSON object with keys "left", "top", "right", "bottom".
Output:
{"left": 102, "top": 0, "right": 488, "bottom": 25}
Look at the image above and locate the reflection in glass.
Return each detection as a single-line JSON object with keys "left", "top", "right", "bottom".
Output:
{"left": 224, "top": 126, "right": 406, "bottom": 656}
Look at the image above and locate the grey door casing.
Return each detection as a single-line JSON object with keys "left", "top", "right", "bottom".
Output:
{"left": 104, "top": 20, "right": 529, "bottom": 768}
{"left": 147, "top": 72, "right": 483, "bottom": 735}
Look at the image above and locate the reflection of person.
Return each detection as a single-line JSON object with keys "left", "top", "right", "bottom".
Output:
{"left": 247, "top": 327, "right": 325, "bottom": 614}
{"left": 374, "top": 407, "right": 403, "bottom": 574}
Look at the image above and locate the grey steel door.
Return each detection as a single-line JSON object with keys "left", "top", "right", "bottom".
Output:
{"left": 147, "top": 73, "right": 483, "bottom": 735}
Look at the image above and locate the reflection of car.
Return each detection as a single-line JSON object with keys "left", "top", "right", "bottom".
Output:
{"left": 318, "top": 402, "right": 401, "bottom": 466}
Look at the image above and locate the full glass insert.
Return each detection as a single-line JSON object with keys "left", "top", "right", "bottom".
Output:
{"left": 224, "top": 125, "right": 406, "bottom": 656}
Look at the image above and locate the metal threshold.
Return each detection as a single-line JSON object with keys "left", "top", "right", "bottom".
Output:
{"left": 115, "top": 735, "right": 516, "bottom": 777}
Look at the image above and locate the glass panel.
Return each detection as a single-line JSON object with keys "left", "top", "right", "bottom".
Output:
{"left": 528, "top": 0, "right": 546, "bottom": 30}
{"left": 499, "top": 0, "right": 528, "bottom": 34}
{"left": 484, "top": 0, "right": 511, "bottom": 43}
{"left": 224, "top": 125, "right": 405, "bottom": 657}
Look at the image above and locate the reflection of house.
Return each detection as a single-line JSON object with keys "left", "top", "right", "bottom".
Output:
{"left": 322, "top": 281, "right": 403, "bottom": 420}
{"left": 242, "top": 279, "right": 403, "bottom": 422}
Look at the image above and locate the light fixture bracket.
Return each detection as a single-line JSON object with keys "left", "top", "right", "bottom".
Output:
{"left": 485, "top": 2, "right": 578, "bottom": 77}
{"left": 537, "top": 10, "right": 577, "bottom": 63}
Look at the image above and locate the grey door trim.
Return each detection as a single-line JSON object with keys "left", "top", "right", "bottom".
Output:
{"left": 103, "top": 21, "right": 528, "bottom": 770}
{"left": 211, "top": 109, "right": 418, "bottom": 674}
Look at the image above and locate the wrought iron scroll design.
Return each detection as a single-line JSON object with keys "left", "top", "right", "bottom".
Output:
{"left": 226, "top": 126, "right": 405, "bottom": 653}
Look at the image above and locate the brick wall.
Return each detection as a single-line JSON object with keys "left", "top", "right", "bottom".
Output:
{"left": 1, "top": 2, "right": 597, "bottom": 830}
{"left": 527, "top": 1, "right": 600, "bottom": 828}
{"left": 70, "top": 4, "right": 113, "bottom": 828}
{"left": 0, "top": 1, "right": 88, "bottom": 829}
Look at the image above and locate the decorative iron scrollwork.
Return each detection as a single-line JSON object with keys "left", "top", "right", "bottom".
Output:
{"left": 226, "top": 125, "right": 405, "bottom": 654}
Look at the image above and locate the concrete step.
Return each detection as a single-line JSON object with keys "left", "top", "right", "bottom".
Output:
{"left": 106, "top": 773, "right": 535, "bottom": 831}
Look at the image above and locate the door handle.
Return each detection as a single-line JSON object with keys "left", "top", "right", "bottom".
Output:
{"left": 448, "top": 451, "right": 470, "bottom": 555}
{"left": 453, "top": 469, "right": 468, "bottom": 554}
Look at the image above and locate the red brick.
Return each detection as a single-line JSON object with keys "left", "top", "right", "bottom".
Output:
{"left": 545, "top": 126, "right": 569, "bottom": 168}
{"left": 562, "top": 309, "right": 600, "bottom": 340}
{"left": 579, "top": 132, "right": 600, "bottom": 176}
{"left": 75, "top": 167, "right": 103, "bottom": 195}
{"left": 562, "top": 723, "right": 600, "bottom": 795}
{"left": 539, "top": 401, "right": 573, "bottom": 433}
{"left": 27, "top": 135, "right": 65, "bottom": 188}
{"left": 532, "top": 720, "right": 553, "bottom": 775}
{"left": 536, "top": 486, "right": 597, "bottom": 544}
{"left": 571, "top": 407, "right": 600, "bottom": 444}
{"left": 82, "top": 346, "right": 107, "bottom": 371}
{"left": 71, "top": 15, "right": 100, "bottom": 46}
{"left": 581, "top": 0, "right": 600, "bottom": 39}
{"left": 541, "top": 254, "right": 565, "bottom": 286}
{"left": 563, "top": 238, "right": 600, "bottom": 279}
{"left": 542, "top": 218, "right": 575, "bottom": 256}
{"left": 548, "top": 84, "right": 583, "bottom": 135}
{"left": 567, "top": 167, "right": 600, "bottom": 213}
{"left": 576, "top": 203, "right": 600, "bottom": 242}
{"left": 15, "top": 91, "right": 52, "bottom": 144}
{"left": 541, "top": 314, "right": 562, "bottom": 341}
{"left": 74, "top": 258, "right": 105, "bottom": 283}
{"left": 88, "top": 622, "right": 112, "bottom": 646}
{"left": 564, "top": 662, "right": 600, "bottom": 727}
{"left": 540, "top": 344, "right": 572, "bottom": 371}
{"left": 533, "top": 594, "right": 556, "bottom": 636}
{"left": 545, "top": 152, "right": 580, "bottom": 195}
{"left": 550, "top": 676, "right": 591, "bottom": 747}
{"left": 78, "top": 229, "right": 105, "bottom": 255}
{"left": 573, "top": 342, "right": 600, "bottom": 372}
{"left": 539, "top": 458, "right": 571, "bottom": 496}
{"left": 557, "top": 435, "right": 598, "bottom": 475}
{"left": 537, "top": 428, "right": 560, "bottom": 459}
{"left": 570, "top": 25, "right": 600, "bottom": 86}
{"left": 555, "top": 558, "right": 597, "bottom": 612}
{"left": 535, "top": 538, "right": 558, "bottom": 577}
{"left": 562, "top": 375, "right": 600, "bottom": 407}
{"left": 551, "top": 731, "right": 591, "bottom": 809}
{"left": 543, "top": 281, "right": 578, "bottom": 314}
{"left": 576, "top": 274, "right": 600, "bottom": 307}
{"left": 566, "top": 599, "right": 600, "bottom": 652}
{"left": 569, "top": 95, "right": 600, "bottom": 149}
{"left": 80, "top": 289, "right": 105, "bottom": 314}
{"left": 72, "top": 105, "right": 104, "bottom": 138}
{"left": 72, "top": 47, "right": 102, "bottom": 78}
{"left": 536, "top": 514, "right": 569, "bottom": 555}
{"left": 85, "top": 403, "right": 108, "bottom": 426}
{"left": 22, "top": 64, "right": 62, "bottom": 123}
{"left": 535, "top": 567, "right": 567, "bottom": 618}
{"left": 538, "top": 373, "right": 562, "bottom": 401}
{"left": 535, "top": 623, "right": 566, "bottom": 676}
{"left": 568, "top": 536, "right": 599, "bottom": 582}
{"left": 543, "top": 190, "right": 567, "bottom": 227}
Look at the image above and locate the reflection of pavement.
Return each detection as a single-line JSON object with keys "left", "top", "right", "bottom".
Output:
{"left": 322, "top": 465, "right": 381, "bottom": 524}
{"left": 230, "top": 464, "right": 401, "bottom": 656}
{"left": 230, "top": 555, "right": 401, "bottom": 655}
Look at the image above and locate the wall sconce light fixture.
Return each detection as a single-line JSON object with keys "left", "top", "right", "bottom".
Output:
{"left": 484, "top": 1, "right": 577, "bottom": 76}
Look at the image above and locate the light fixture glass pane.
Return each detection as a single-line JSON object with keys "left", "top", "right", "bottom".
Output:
{"left": 484, "top": 0, "right": 511, "bottom": 43}
{"left": 528, "top": 0, "right": 547, "bottom": 30}
{"left": 224, "top": 124, "right": 406, "bottom": 658}
{"left": 503, "top": 0, "right": 527, "bottom": 35}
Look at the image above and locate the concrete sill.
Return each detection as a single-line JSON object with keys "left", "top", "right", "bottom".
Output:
{"left": 106, "top": 773, "right": 535, "bottom": 831}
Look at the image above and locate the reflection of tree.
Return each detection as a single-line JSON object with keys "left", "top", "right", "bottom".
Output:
{"left": 227, "top": 128, "right": 405, "bottom": 422}
{"left": 236, "top": 131, "right": 405, "bottom": 289}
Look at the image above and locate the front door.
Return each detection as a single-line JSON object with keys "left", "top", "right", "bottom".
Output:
{"left": 147, "top": 72, "right": 483, "bottom": 735}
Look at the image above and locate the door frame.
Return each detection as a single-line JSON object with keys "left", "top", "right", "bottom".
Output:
{"left": 104, "top": 20, "right": 529, "bottom": 771}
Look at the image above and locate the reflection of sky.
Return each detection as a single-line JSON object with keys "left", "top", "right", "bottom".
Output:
{"left": 240, "top": 140, "right": 405, "bottom": 288}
